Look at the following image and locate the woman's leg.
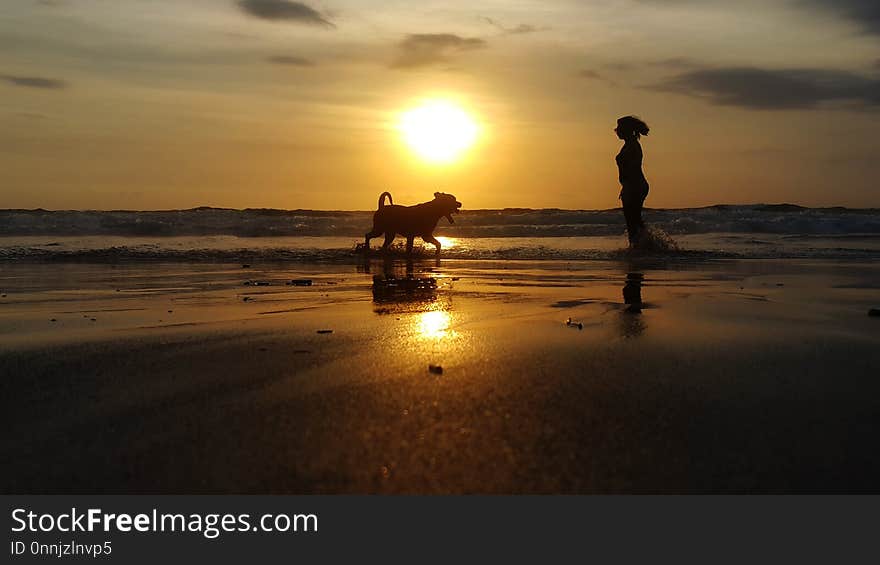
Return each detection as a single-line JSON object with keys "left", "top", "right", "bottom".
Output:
{"left": 622, "top": 196, "right": 641, "bottom": 244}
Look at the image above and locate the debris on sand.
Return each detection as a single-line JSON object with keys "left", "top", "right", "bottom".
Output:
{"left": 50, "top": 318, "right": 57, "bottom": 322}
{"left": 241, "top": 264, "right": 251, "bottom": 269}
{"left": 244, "top": 280, "right": 270, "bottom": 286}
{"left": 242, "top": 296, "right": 252, "bottom": 302}
{"left": 565, "top": 317, "right": 583, "bottom": 330}
{"left": 287, "top": 279, "right": 312, "bottom": 286}
{"left": 90, "top": 318, "right": 96, "bottom": 322}
{"left": 869, "top": 308, "right": 880, "bottom": 317}
{"left": 428, "top": 364, "right": 443, "bottom": 375}
{"left": 317, "top": 329, "right": 333, "bottom": 334}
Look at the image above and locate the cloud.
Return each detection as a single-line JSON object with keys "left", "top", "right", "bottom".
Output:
{"left": 266, "top": 55, "right": 315, "bottom": 66}
{"left": 653, "top": 67, "right": 880, "bottom": 109}
{"left": 391, "top": 33, "right": 487, "bottom": 69}
{"left": 801, "top": 0, "right": 880, "bottom": 35}
{"left": 652, "top": 57, "right": 699, "bottom": 69}
{"left": 603, "top": 57, "right": 698, "bottom": 72}
{"left": 481, "top": 17, "right": 542, "bottom": 35}
{"left": 237, "top": 0, "right": 334, "bottom": 28}
{"left": 1, "top": 75, "right": 66, "bottom": 89}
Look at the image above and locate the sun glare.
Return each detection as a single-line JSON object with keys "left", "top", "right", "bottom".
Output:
{"left": 435, "top": 236, "right": 457, "bottom": 249}
{"left": 399, "top": 101, "right": 478, "bottom": 163}
{"left": 417, "top": 310, "right": 452, "bottom": 340}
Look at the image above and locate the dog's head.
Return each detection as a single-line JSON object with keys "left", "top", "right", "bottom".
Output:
{"left": 433, "top": 192, "right": 462, "bottom": 224}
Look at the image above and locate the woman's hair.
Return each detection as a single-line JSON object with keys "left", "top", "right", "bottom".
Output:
{"left": 617, "top": 116, "right": 649, "bottom": 139}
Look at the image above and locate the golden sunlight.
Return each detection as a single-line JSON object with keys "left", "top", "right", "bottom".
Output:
{"left": 435, "top": 236, "right": 458, "bottom": 249}
{"left": 398, "top": 101, "right": 478, "bottom": 163}
{"left": 417, "top": 310, "right": 452, "bottom": 339}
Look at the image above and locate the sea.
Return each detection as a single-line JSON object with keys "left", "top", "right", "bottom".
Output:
{"left": 1, "top": 205, "right": 879, "bottom": 263}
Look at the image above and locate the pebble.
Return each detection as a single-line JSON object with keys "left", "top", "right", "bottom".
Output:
{"left": 428, "top": 364, "right": 443, "bottom": 375}
{"left": 288, "top": 279, "right": 312, "bottom": 286}
{"left": 565, "top": 317, "right": 584, "bottom": 330}
{"left": 317, "top": 329, "right": 333, "bottom": 334}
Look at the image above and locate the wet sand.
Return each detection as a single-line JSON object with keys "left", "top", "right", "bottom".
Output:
{"left": 1, "top": 258, "right": 879, "bottom": 493}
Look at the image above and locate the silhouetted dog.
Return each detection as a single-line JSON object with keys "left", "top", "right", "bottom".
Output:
{"left": 364, "top": 191, "right": 462, "bottom": 254}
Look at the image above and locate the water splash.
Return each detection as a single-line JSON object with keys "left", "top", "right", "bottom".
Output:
{"left": 631, "top": 226, "right": 679, "bottom": 253}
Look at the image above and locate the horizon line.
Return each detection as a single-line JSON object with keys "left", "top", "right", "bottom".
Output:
{"left": 2, "top": 203, "right": 879, "bottom": 214}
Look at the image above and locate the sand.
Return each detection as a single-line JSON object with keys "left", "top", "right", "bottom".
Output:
{"left": 1, "top": 257, "right": 879, "bottom": 493}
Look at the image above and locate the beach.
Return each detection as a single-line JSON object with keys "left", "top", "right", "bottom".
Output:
{"left": 2, "top": 253, "right": 879, "bottom": 493}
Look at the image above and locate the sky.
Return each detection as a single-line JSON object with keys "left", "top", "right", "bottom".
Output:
{"left": 1, "top": 0, "right": 879, "bottom": 210}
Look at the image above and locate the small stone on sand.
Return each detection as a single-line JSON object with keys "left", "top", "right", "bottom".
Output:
{"left": 317, "top": 329, "right": 333, "bottom": 334}
{"left": 428, "top": 364, "right": 443, "bottom": 375}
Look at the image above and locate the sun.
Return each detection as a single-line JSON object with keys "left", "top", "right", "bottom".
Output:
{"left": 398, "top": 100, "right": 478, "bottom": 163}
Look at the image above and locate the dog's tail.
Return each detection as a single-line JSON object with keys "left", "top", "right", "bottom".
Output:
{"left": 378, "top": 191, "right": 393, "bottom": 209}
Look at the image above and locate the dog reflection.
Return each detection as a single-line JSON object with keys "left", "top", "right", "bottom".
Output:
{"left": 368, "top": 257, "right": 445, "bottom": 315}
{"left": 372, "top": 273, "right": 438, "bottom": 305}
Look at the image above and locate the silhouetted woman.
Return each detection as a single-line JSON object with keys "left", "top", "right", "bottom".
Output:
{"left": 615, "top": 116, "right": 650, "bottom": 246}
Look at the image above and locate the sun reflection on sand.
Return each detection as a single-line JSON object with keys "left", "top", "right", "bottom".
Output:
{"left": 417, "top": 309, "right": 453, "bottom": 339}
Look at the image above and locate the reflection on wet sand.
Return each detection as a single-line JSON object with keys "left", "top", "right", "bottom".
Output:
{"left": 417, "top": 310, "right": 452, "bottom": 339}
{"left": 366, "top": 258, "right": 455, "bottom": 340}
{"left": 619, "top": 272, "right": 645, "bottom": 338}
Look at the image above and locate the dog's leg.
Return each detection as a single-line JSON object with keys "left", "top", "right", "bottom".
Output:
{"left": 422, "top": 235, "right": 442, "bottom": 255}
{"left": 381, "top": 233, "right": 395, "bottom": 252}
{"left": 405, "top": 236, "right": 415, "bottom": 255}
{"left": 364, "top": 228, "right": 382, "bottom": 251}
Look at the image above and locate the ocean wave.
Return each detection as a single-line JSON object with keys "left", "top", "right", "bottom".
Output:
{"left": 1, "top": 205, "right": 878, "bottom": 238}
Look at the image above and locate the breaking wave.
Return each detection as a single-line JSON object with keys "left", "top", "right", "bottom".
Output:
{"left": 1, "top": 204, "right": 878, "bottom": 238}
